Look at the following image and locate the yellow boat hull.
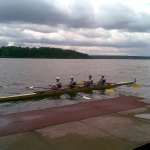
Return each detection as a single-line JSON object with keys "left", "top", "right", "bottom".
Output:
{"left": 0, "top": 81, "right": 135, "bottom": 102}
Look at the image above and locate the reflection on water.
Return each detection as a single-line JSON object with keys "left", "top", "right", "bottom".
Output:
{"left": 0, "top": 58, "right": 150, "bottom": 115}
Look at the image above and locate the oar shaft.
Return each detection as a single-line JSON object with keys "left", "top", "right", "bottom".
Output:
{"left": 27, "top": 86, "right": 51, "bottom": 89}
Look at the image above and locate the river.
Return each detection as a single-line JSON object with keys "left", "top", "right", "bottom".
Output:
{"left": 0, "top": 58, "right": 150, "bottom": 115}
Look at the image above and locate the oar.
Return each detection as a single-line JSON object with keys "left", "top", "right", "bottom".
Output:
{"left": 76, "top": 93, "right": 91, "bottom": 99}
{"left": 132, "top": 83, "right": 140, "bottom": 88}
{"left": 78, "top": 80, "right": 83, "bottom": 84}
{"left": 77, "top": 80, "right": 85, "bottom": 85}
{"left": 93, "top": 88, "right": 115, "bottom": 93}
{"left": 27, "top": 86, "right": 50, "bottom": 89}
{"left": 105, "top": 84, "right": 140, "bottom": 92}
{"left": 106, "top": 88, "right": 114, "bottom": 93}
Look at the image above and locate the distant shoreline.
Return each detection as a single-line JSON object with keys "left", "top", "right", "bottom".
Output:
{"left": 1, "top": 56, "right": 150, "bottom": 59}
{"left": 90, "top": 55, "right": 150, "bottom": 59}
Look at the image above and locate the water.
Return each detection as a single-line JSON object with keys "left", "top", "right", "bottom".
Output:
{"left": 0, "top": 58, "right": 150, "bottom": 115}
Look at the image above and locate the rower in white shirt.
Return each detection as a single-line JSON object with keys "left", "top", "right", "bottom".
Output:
{"left": 84, "top": 75, "right": 93, "bottom": 87}
{"left": 50, "top": 77, "right": 62, "bottom": 89}
{"left": 68, "top": 76, "right": 76, "bottom": 88}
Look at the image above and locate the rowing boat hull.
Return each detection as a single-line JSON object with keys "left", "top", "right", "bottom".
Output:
{"left": 0, "top": 81, "right": 135, "bottom": 102}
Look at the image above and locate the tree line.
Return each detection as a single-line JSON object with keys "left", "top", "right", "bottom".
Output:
{"left": 0, "top": 46, "right": 90, "bottom": 59}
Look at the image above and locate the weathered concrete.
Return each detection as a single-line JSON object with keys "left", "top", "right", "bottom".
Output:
{"left": 0, "top": 96, "right": 146, "bottom": 137}
{"left": 0, "top": 96, "right": 149, "bottom": 150}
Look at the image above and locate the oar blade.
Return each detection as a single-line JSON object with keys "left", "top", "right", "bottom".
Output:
{"left": 83, "top": 96, "right": 91, "bottom": 99}
{"left": 78, "top": 80, "right": 83, "bottom": 84}
{"left": 132, "top": 83, "right": 140, "bottom": 88}
{"left": 106, "top": 88, "right": 114, "bottom": 93}
{"left": 29, "top": 86, "right": 34, "bottom": 89}
{"left": 77, "top": 93, "right": 91, "bottom": 99}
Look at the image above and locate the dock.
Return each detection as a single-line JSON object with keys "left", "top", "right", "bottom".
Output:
{"left": 0, "top": 96, "right": 149, "bottom": 150}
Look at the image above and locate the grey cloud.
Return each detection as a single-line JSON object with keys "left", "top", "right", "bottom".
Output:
{"left": 0, "top": 0, "right": 94, "bottom": 29}
{"left": 20, "top": 35, "right": 149, "bottom": 49}
{"left": 97, "top": 3, "right": 150, "bottom": 32}
{"left": 23, "top": 25, "right": 58, "bottom": 33}
{"left": 0, "top": 1, "right": 150, "bottom": 32}
{"left": 118, "top": 47, "right": 150, "bottom": 56}
{"left": 76, "top": 29, "right": 111, "bottom": 38}
{"left": 0, "top": 26, "right": 23, "bottom": 38}
{"left": 7, "top": 34, "right": 150, "bottom": 56}
{"left": 105, "top": 40, "right": 149, "bottom": 48}
{"left": 0, "top": 1, "right": 68, "bottom": 26}
{"left": 0, "top": 39, "right": 8, "bottom": 46}
{"left": 126, "top": 13, "right": 150, "bottom": 32}
{"left": 1, "top": 23, "right": 149, "bottom": 51}
{"left": 0, "top": 0, "right": 150, "bottom": 56}
{"left": 66, "top": 2, "right": 95, "bottom": 28}
{"left": 0, "top": 1, "right": 99, "bottom": 30}
{"left": 0, "top": 25, "right": 24, "bottom": 46}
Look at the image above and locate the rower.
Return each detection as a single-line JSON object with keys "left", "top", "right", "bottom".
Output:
{"left": 68, "top": 76, "right": 76, "bottom": 88}
{"left": 84, "top": 75, "right": 93, "bottom": 87}
{"left": 99, "top": 75, "right": 106, "bottom": 85}
{"left": 51, "top": 77, "right": 62, "bottom": 90}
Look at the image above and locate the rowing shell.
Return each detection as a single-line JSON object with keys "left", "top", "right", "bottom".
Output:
{"left": 0, "top": 81, "right": 135, "bottom": 102}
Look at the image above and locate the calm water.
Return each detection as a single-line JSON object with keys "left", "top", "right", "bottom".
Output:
{"left": 0, "top": 58, "right": 150, "bottom": 114}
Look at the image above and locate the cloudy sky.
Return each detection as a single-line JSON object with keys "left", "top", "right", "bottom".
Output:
{"left": 0, "top": 0, "right": 150, "bottom": 56}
